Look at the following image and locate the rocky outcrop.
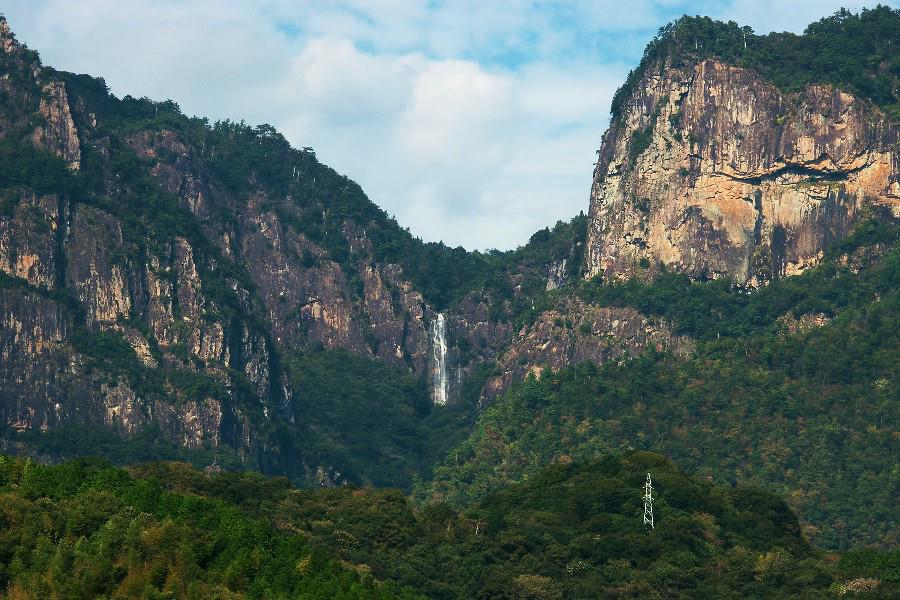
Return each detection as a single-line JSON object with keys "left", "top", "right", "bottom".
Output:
{"left": 0, "top": 197, "right": 269, "bottom": 457}
{"left": 0, "top": 191, "right": 61, "bottom": 288}
{"left": 126, "top": 129, "right": 441, "bottom": 374}
{"left": 65, "top": 207, "right": 133, "bottom": 326}
{"left": 32, "top": 80, "right": 81, "bottom": 171}
{"left": 481, "top": 299, "right": 692, "bottom": 403}
{"left": 585, "top": 59, "right": 900, "bottom": 285}
{"left": 0, "top": 290, "right": 75, "bottom": 433}
{"left": 124, "top": 127, "right": 532, "bottom": 407}
{"left": 1, "top": 16, "right": 520, "bottom": 476}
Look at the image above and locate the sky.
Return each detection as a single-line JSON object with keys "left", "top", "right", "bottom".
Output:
{"left": 2, "top": 1, "right": 895, "bottom": 250}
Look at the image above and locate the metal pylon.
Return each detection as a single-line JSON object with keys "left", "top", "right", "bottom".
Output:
{"left": 643, "top": 472, "right": 654, "bottom": 530}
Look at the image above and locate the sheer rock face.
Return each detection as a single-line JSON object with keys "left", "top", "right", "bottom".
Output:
{"left": 126, "top": 129, "right": 440, "bottom": 371}
{"left": 585, "top": 59, "right": 900, "bottom": 285}
{"left": 0, "top": 292, "right": 75, "bottom": 433}
{"left": 0, "top": 196, "right": 261, "bottom": 454}
{"left": 0, "top": 192, "right": 61, "bottom": 288}
{"left": 0, "top": 17, "right": 514, "bottom": 468}
{"left": 125, "top": 129, "right": 518, "bottom": 404}
{"left": 32, "top": 80, "right": 82, "bottom": 171}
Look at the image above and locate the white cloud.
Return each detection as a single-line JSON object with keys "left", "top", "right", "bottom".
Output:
{"left": 2, "top": 0, "right": 894, "bottom": 249}
{"left": 398, "top": 61, "right": 513, "bottom": 165}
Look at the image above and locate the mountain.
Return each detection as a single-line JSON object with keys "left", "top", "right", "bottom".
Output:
{"left": 586, "top": 9, "right": 900, "bottom": 285}
{"left": 0, "top": 15, "right": 583, "bottom": 487}
{"left": 0, "top": 6, "right": 899, "bottom": 599}
{"left": 0, "top": 2, "right": 898, "bottom": 568}
{"left": 427, "top": 9, "right": 900, "bottom": 550}
{"left": 481, "top": 8, "right": 900, "bottom": 403}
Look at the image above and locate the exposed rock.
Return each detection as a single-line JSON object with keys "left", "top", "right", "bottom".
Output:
{"left": 778, "top": 312, "right": 831, "bottom": 334}
{"left": 99, "top": 380, "right": 145, "bottom": 436}
{"left": 65, "top": 206, "right": 133, "bottom": 327}
{"left": 0, "top": 191, "right": 61, "bottom": 288}
{"left": 585, "top": 59, "right": 900, "bottom": 286}
{"left": 0, "top": 18, "right": 16, "bottom": 54}
{"left": 481, "top": 299, "right": 693, "bottom": 404}
{"left": 545, "top": 258, "right": 568, "bottom": 291}
{"left": 174, "top": 398, "right": 223, "bottom": 449}
{"left": 31, "top": 81, "right": 81, "bottom": 170}
{"left": 0, "top": 290, "right": 74, "bottom": 432}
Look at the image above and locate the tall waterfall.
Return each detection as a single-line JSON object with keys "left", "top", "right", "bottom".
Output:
{"left": 430, "top": 313, "right": 449, "bottom": 405}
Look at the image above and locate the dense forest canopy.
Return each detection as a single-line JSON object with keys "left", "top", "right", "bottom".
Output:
{"left": 1, "top": 455, "right": 897, "bottom": 599}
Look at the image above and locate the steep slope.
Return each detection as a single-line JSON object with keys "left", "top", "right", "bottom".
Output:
{"left": 426, "top": 216, "right": 900, "bottom": 549}
{"left": 0, "top": 17, "right": 584, "bottom": 485}
{"left": 585, "top": 9, "right": 899, "bottom": 285}
{"left": 480, "top": 8, "right": 900, "bottom": 415}
{"left": 1, "top": 7, "right": 898, "bottom": 531}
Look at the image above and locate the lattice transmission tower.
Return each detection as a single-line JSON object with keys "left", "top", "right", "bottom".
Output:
{"left": 643, "top": 472, "right": 654, "bottom": 530}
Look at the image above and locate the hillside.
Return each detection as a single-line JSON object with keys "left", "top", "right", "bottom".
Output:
{"left": 0, "top": 6, "right": 898, "bottom": 586}
{"left": 4, "top": 454, "right": 898, "bottom": 599}
{"left": 0, "top": 15, "right": 584, "bottom": 487}
{"left": 427, "top": 215, "right": 900, "bottom": 549}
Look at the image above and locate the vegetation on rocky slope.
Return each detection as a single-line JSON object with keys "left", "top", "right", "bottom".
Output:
{"left": 612, "top": 5, "right": 900, "bottom": 119}
{"left": 426, "top": 216, "right": 900, "bottom": 549}
{"left": 0, "top": 14, "right": 585, "bottom": 488}
{"left": 0, "top": 9, "right": 898, "bottom": 597}
{"left": 41, "top": 71, "right": 588, "bottom": 315}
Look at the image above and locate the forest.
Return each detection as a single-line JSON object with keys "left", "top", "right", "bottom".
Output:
{"left": 426, "top": 213, "right": 900, "bottom": 550}
{"left": 1, "top": 454, "right": 896, "bottom": 599}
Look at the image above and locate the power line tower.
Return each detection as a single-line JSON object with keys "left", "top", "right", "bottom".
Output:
{"left": 643, "top": 472, "right": 654, "bottom": 530}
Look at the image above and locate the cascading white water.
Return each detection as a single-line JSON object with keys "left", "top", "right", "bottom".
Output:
{"left": 430, "top": 313, "right": 449, "bottom": 405}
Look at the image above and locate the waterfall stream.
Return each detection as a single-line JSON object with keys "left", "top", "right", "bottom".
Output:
{"left": 431, "top": 313, "right": 449, "bottom": 405}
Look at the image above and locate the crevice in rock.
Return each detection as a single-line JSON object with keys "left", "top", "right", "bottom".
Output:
{"left": 722, "top": 162, "right": 863, "bottom": 186}
{"left": 751, "top": 190, "right": 764, "bottom": 246}
{"left": 53, "top": 195, "right": 67, "bottom": 292}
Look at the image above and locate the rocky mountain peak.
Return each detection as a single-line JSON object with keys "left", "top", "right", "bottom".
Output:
{"left": 584, "top": 56, "right": 899, "bottom": 286}
{"left": 584, "top": 10, "right": 900, "bottom": 285}
{"left": 0, "top": 16, "right": 17, "bottom": 54}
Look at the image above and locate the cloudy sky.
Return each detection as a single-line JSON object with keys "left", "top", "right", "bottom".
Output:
{"left": 3, "top": 1, "right": 893, "bottom": 250}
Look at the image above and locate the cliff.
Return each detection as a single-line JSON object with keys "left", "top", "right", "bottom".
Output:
{"left": 585, "top": 18, "right": 899, "bottom": 285}
{"left": 2, "top": 9, "right": 898, "bottom": 493}
{"left": 469, "top": 9, "right": 900, "bottom": 402}
{"left": 0, "top": 17, "right": 585, "bottom": 484}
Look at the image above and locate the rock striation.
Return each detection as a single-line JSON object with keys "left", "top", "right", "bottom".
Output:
{"left": 585, "top": 59, "right": 899, "bottom": 285}
{"left": 0, "top": 18, "right": 525, "bottom": 477}
{"left": 481, "top": 299, "right": 692, "bottom": 405}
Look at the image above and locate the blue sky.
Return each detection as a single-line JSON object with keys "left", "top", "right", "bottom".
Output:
{"left": 3, "top": 1, "right": 896, "bottom": 249}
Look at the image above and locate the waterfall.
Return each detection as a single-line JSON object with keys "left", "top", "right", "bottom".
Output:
{"left": 431, "top": 313, "right": 449, "bottom": 405}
